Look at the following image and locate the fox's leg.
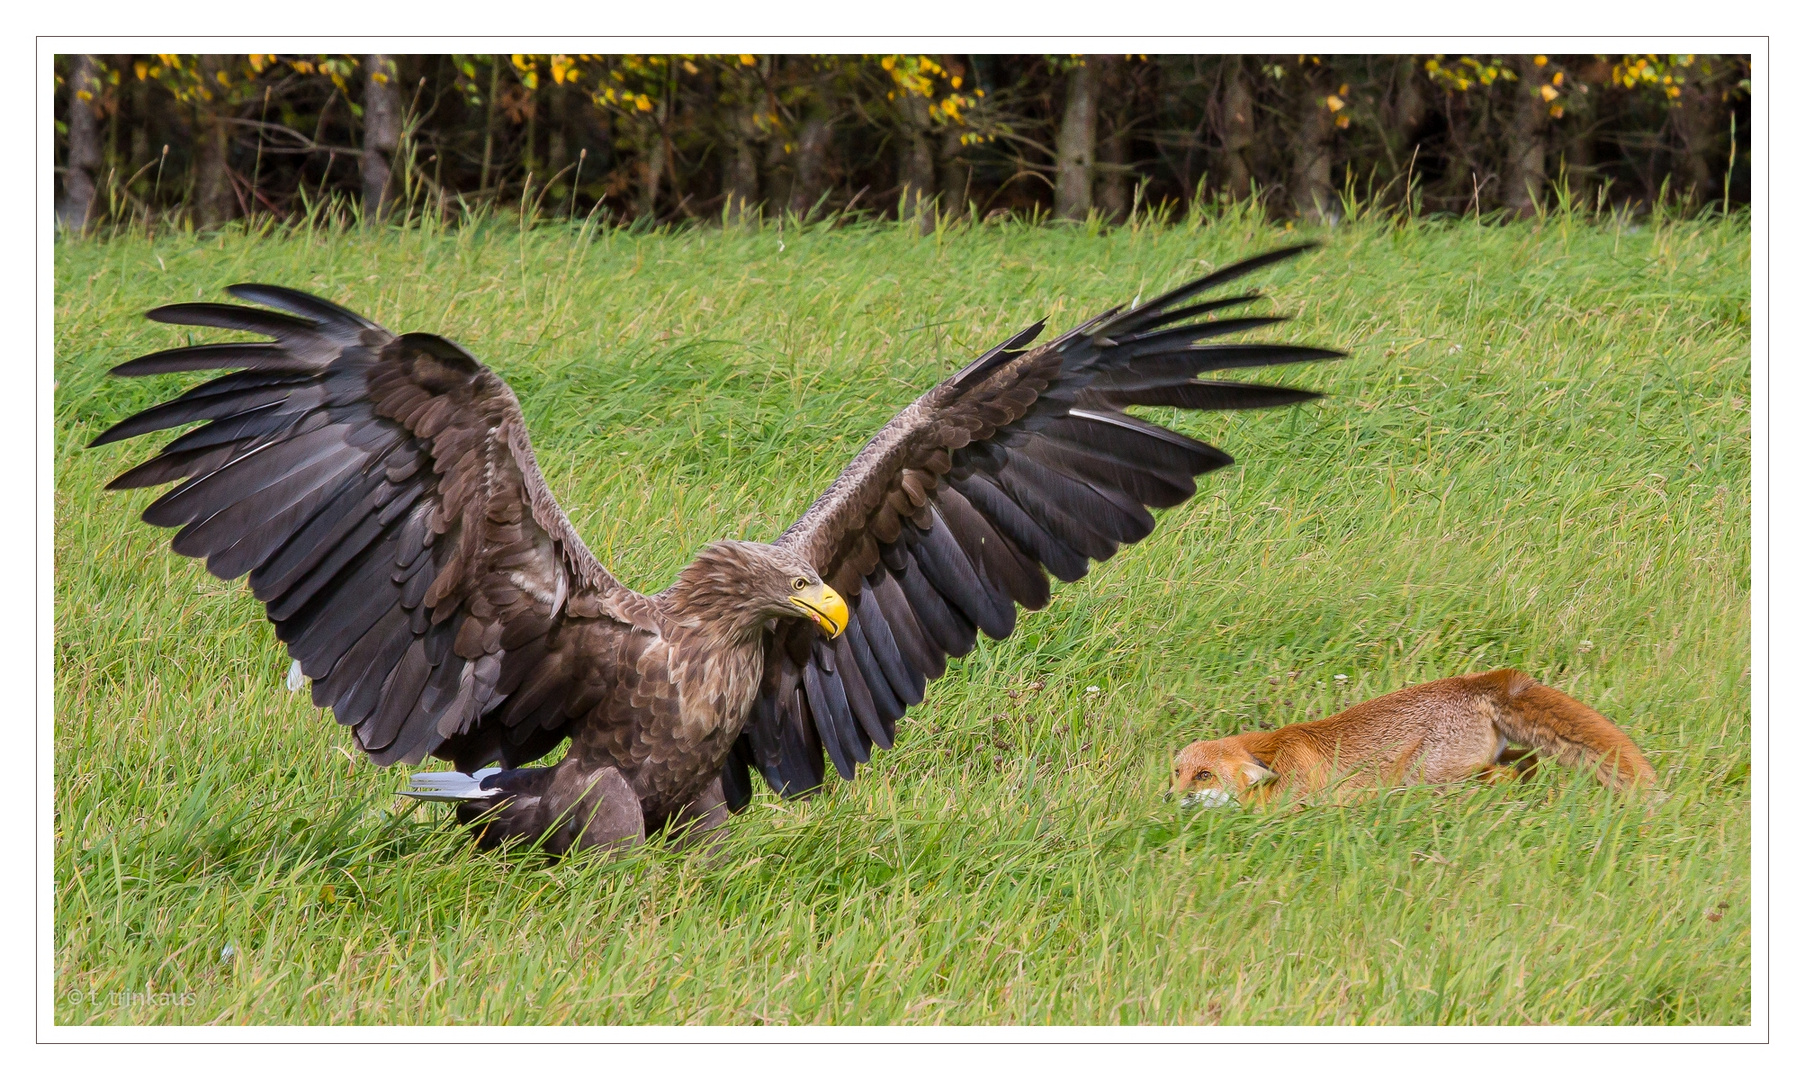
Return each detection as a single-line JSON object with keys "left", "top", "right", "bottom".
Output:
{"left": 450, "top": 756, "right": 645, "bottom": 856}
{"left": 1496, "top": 746, "right": 1542, "bottom": 780}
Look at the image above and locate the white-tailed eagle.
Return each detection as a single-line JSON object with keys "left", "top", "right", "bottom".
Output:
{"left": 92, "top": 243, "right": 1341, "bottom": 853}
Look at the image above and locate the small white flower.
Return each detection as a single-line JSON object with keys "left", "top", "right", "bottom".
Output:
{"left": 220, "top": 944, "right": 237, "bottom": 963}
{"left": 1578, "top": 640, "right": 1595, "bottom": 653}
{"left": 1085, "top": 685, "right": 1100, "bottom": 694}
{"left": 1334, "top": 674, "right": 1348, "bottom": 682}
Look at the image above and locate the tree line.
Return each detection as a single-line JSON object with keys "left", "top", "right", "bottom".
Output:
{"left": 54, "top": 53, "right": 1751, "bottom": 234}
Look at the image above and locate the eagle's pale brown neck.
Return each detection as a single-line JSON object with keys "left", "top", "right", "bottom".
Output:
{"left": 659, "top": 542, "right": 780, "bottom": 647}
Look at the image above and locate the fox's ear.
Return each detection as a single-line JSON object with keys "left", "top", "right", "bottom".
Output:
{"left": 1241, "top": 760, "right": 1279, "bottom": 787}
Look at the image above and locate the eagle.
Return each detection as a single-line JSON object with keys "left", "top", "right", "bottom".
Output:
{"left": 91, "top": 243, "right": 1341, "bottom": 854}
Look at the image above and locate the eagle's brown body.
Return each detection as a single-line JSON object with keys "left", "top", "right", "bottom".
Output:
{"left": 93, "top": 245, "right": 1342, "bottom": 854}
{"left": 505, "top": 603, "right": 763, "bottom": 828}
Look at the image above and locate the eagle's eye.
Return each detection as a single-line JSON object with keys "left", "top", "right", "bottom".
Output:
{"left": 791, "top": 577, "right": 809, "bottom": 592}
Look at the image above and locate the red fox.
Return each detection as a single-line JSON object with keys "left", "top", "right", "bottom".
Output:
{"left": 1168, "top": 669, "right": 1658, "bottom": 808}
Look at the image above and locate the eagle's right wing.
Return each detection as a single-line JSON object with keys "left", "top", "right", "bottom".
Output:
{"left": 730, "top": 244, "right": 1341, "bottom": 800}
{"left": 92, "top": 286, "right": 639, "bottom": 771}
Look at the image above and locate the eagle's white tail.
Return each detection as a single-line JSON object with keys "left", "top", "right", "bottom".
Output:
{"left": 400, "top": 768, "right": 503, "bottom": 802}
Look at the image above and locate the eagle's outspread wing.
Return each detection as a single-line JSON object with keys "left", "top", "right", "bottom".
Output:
{"left": 735, "top": 243, "right": 1342, "bottom": 800}
{"left": 92, "top": 286, "right": 632, "bottom": 770}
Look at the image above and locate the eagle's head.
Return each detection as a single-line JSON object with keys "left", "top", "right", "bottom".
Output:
{"left": 667, "top": 540, "right": 848, "bottom": 640}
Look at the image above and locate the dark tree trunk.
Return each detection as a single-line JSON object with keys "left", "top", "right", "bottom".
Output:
{"left": 636, "top": 137, "right": 665, "bottom": 221}
{"left": 1503, "top": 56, "right": 1550, "bottom": 217}
{"left": 938, "top": 126, "right": 970, "bottom": 220}
{"left": 782, "top": 64, "right": 836, "bottom": 219}
{"left": 763, "top": 138, "right": 793, "bottom": 219}
{"left": 1675, "top": 81, "right": 1721, "bottom": 206}
{"left": 361, "top": 54, "right": 402, "bottom": 221}
{"left": 128, "top": 68, "right": 151, "bottom": 169}
{"left": 1387, "top": 56, "right": 1428, "bottom": 206}
{"left": 635, "top": 86, "right": 671, "bottom": 223}
{"left": 1096, "top": 56, "right": 1131, "bottom": 222}
{"left": 60, "top": 54, "right": 103, "bottom": 231}
{"left": 522, "top": 85, "right": 538, "bottom": 182}
{"left": 1218, "top": 56, "right": 1256, "bottom": 203}
{"left": 548, "top": 76, "right": 599, "bottom": 207}
{"left": 790, "top": 112, "right": 833, "bottom": 218}
{"left": 896, "top": 92, "right": 935, "bottom": 233}
{"left": 1290, "top": 62, "right": 1335, "bottom": 222}
{"left": 720, "top": 65, "right": 761, "bottom": 224}
{"left": 478, "top": 57, "right": 501, "bottom": 200}
{"left": 1560, "top": 119, "right": 1596, "bottom": 208}
{"left": 1054, "top": 58, "right": 1100, "bottom": 220}
{"left": 546, "top": 78, "right": 572, "bottom": 195}
{"left": 722, "top": 129, "right": 758, "bottom": 223}
{"left": 191, "top": 55, "right": 237, "bottom": 229}
{"left": 103, "top": 54, "right": 124, "bottom": 183}
{"left": 549, "top": 81, "right": 608, "bottom": 207}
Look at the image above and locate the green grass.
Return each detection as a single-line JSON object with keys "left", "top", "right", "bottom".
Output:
{"left": 54, "top": 211, "right": 1750, "bottom": 1025}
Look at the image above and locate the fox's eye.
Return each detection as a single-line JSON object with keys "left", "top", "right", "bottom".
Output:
{"left": 1195, "top": 769, "right": 1211, "bottom": 781}
{"left": 792, "top": 577, "right": 809, "bottom": 591}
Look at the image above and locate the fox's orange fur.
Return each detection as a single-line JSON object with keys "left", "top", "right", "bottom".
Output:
{"left": 1169, "top": 669, "right": 1657, "bottom": 807}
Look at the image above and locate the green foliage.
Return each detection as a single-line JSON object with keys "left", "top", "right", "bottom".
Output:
{"left": 53, "top": 53, "right": 1750, "bottom": 234}
{"left": 54, "top": 213, "right": 1749, "bottom": 1024}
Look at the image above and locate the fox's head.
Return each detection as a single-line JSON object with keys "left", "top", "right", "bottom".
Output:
{"left": 1167, "top": 739, "right": 1279, "bottom": 808}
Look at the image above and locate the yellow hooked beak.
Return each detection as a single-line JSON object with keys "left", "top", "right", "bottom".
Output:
{"left": 789, "top": 583, "right": 848, "bottom": 638}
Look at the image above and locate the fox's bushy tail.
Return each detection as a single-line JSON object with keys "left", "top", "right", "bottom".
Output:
{"left": 1476, "top": 670, "right": 1658, "bottom": 791}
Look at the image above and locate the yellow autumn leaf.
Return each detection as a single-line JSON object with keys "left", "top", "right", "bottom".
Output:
{"left": 1540, "top": 84, "right": 1558, "bottom": 102}
{"left": 1325, "top": 94, "right": 1345, "bottom": 111}
{"left": 740, "top": 54, "right": 756, "bottom": 67}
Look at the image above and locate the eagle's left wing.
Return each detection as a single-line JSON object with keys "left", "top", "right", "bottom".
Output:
{"left": 725, "top": 243, "right": 1342, "bottom": 805}
{"left": 91, "top": 286, "right": 637, "bottom": 772}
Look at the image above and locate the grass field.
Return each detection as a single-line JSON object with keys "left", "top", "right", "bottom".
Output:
{"left": 53, "top": 209, "right": 1750, "bottom": 1025}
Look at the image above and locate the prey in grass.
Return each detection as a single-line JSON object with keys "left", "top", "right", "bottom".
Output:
{"left": 91, "top": 244, "right": 1340, "bottom": 856}
{"left": 1168, "top": 669, "right": 1660, "bottom": 809}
